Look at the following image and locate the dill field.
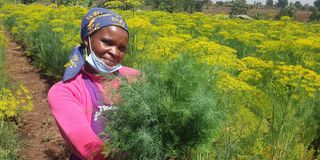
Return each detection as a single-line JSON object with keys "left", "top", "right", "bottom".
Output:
{"left": 0, "top": 25, "right": 32, "bottom": 159}
{"left": 0, "top": 3, "right": 319, "bottom": 160}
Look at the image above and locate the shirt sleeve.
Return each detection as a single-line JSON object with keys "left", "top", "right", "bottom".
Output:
{"left": 48, "top": 83, "right": 105, "bottom": 160}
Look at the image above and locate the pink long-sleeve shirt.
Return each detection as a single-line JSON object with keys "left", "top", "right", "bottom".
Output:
{"left": 48, "top": 66, "right": 139, "bottom": 160}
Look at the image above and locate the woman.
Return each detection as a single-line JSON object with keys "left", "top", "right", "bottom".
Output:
{"left": 48, "top": 8, "right": 139, "bottom": 160}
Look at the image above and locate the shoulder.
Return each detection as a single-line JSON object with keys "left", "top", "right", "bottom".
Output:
{"left": 48, "top": 81, "right": 70, "bottom": 96}
{"left": 48, "top": 73, "right": 84, "bottom": 101}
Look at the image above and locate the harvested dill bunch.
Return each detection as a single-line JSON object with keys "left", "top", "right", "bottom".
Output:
{"left": 104, "top": 55, "right": 223, "bottom": 159}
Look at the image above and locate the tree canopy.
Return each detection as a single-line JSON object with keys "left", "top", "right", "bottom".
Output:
{"left": 229, "top": 0, "right": 248, "bottom": 16}
{"left": 315, "top": 0, "right": 320, "bottom": 9}
{"left": 266, "top": 0, "right": 273, "bottom": 7}
{"left": 145, "top": 0, "right": 209, "bottom": 13}
{"left": 277, "top": 0, "right": 288, "bottom": 8}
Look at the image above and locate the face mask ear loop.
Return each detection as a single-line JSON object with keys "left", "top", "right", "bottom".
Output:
{"left": 84, "top": 43, "right": 88, "bottom": 58}
{"left": 88, "top": 36, "right": 94, "bottom": 53}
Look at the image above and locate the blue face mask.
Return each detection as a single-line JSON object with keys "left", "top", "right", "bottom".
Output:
{"left": 86, "top": 36, "right": 122, "bottom": 74}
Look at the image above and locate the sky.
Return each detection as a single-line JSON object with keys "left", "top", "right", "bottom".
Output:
{"left": 211, "top": 0, "right": 314, "bottom": 5}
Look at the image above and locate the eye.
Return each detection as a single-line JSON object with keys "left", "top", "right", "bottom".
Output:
{"left": 118, "top": 46, "right": 127, "bottom": 52}
{"left": 101, "top": 39, "right": 113, "bottom": 46}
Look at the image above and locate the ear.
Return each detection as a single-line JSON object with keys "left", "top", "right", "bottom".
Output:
{"left": 82, "top": 37, "right": 89, "bottom": 48}
{"left": 82, "top": 37, "right": 91, "bottom": 56}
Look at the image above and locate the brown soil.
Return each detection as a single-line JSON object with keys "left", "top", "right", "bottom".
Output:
{"left": 5, "top": 35, "right": 70, "bottom": 160}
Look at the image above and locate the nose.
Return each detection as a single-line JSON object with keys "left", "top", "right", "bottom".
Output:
{"left": 108, "top": 47, "right": 121, "bottom": 63}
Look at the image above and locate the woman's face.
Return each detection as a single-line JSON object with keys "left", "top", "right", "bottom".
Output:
{"left": 86, "top": 26, "right": 129, "bottom": 67}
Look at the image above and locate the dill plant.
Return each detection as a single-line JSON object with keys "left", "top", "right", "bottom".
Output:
{"left": 104, "top": 55, "right": 223, "bottom": 159}
{"left": 0, "top": 26, "right": 18, "bottom": 160}
{"left": 0, "top": 25, "right": 32, "bottom": 160}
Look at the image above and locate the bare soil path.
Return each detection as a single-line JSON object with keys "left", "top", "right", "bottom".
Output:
{"left": 5, "top": 35, "right": 70, "bottom": 160}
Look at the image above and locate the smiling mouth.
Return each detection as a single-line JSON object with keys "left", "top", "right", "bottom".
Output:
{"left": 103, "top": 58, "right": 118, "bottom": 67}
{"left": 103, "top": 52, "right": 119, "bottom": 66}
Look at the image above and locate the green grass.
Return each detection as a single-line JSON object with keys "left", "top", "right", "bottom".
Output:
{"left": 0, "top": 121, "right": 19, "bottom": 160}
{"left": 0, "top": 47, "right": 7, "bottom": 88}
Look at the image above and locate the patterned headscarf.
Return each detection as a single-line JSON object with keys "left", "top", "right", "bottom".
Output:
{"left": 62, "top": 8, "right": 128, "bottom": 82}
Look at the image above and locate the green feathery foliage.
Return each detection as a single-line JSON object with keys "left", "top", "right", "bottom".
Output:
{"left": 0, "top": 121, "right": 19, "bottom": 160}
{"left": 0, "top": 26, "right": 19, "bottom": 160}
{"left": 104, "top": 55, "right": 224, "bottom": 159}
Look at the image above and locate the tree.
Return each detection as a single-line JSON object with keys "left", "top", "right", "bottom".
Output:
{"left": 277, "top": 0, "right": 288, "bottom": 8}
{"left": 203, "top": 0, "right": 211, "bottom": 9}
{"left": 309, "top": 5, "right": 318, "bottom": 12}
{"left": 277, "top": 4, "right": 297, "bottom": 18}
{"left": 157, "top": 0, "right": 175, "bottom": 12}
{"left": 266, "top": 0, "right": 273, "bottom": 7}
{"left": 229, "top": 0, "right": 248, "bottom": 16}
{"left": 309, "top": 9, "right": 320, "bottom": 21}
{"left": 146, "top": 0, "right": 176, "bottom": 12}
{"left": 145, "top": 0, "right": 207, "bottom": 13}
{"left": 294, "top": 1, "right": 302, "bottom": 9}
{"left": 315, "top": 0, "right": 320, "bottom": 9}
{"left": 254, "top": 1, "right": 262, "bottom": 6}
{"left": 182, "top": 0, "right": 207, "bottom": 13}
{"left": 301, "top": 4, "right": 309, "bottom": 10}
{"left": 21, "top": 0, "right": 37, "bottom": 4}
{"left": 50, "top": 0, "right": 94, "bottom": 6}
{"left": 216, "top": 1, "right": 224, "bottom": 6}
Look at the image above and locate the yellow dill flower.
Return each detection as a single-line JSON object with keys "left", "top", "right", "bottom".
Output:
{"left": 238, "top": 69, "right": 262, "bottom": 82}
{"left": 49, "top": 19, "right": 65, "bottom": 28}
{"left": 0, "top": 85, "right": 33, "bottom": 118}
{"left": 217, "top": 72, "right": 256, "bottom": 92}
{"left": 274, "top": 65, "right": 320, "bottom": 96}
{"left": 293, "top": 38, "right": 320, "bottom": 51}
{"left": 280, "top": 16, "right": 292, "bottom": 21}
{"left": 52, "top": 27, "right": 64, "bottom": 33}
{"left": 227, "top": 106, "right": 268, "bottom": 140}
{"left": 126, "top": 16, "right": 153, "bottom": 30}
{"left": 292, "top": 94, "right": 300, "bottom": 100}
{"left": 241, "top": 56, "right": 274, "bottom": 70}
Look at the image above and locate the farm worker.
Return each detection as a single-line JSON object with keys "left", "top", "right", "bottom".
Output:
{"left": 48, "top": 8, "right": 139, "bottom": 160}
